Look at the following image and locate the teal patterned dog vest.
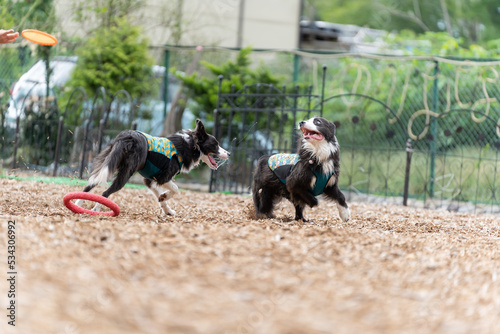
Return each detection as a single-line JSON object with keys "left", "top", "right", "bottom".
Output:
{"left": 268, "top": 153, "right": 334, "bottom": 196}
{"left": 137, "top": 131, "right": 183, "bottom": 179}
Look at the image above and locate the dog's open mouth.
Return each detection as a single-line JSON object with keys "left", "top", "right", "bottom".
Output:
{"left": 206, "top": 153, "right": 229, "bottom": 170}
{"left": 301, "top": 127, "right": 324, "bottom": 141}
{"left": 208, "top": 154, "right": 218, "bottom": 169}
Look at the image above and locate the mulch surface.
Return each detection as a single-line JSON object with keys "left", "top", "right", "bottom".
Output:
{"left": 1, "top": 178, "right": 499, "bottom": 334}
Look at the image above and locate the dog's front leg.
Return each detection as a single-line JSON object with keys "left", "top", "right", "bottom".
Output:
{"left": 160, "top": 201, "right": 176, "bottom": 216}
{"left": 302, "top": 191, "right": 318, "bottom": 208}
{"left": 158, "top": 181, "right": 179, "bottom": 202}
{"left": 324, "top": 184, "right": 350, "bottom": 222}
{"left": 289, "top": 189, "right": 318, "bottom": 208}
{"left": 286, "top": 166, "right": 318, "bottom": 208}
{"left": 293, "top": 203, "right": 307, "bottom": 221}
{"left": 157, "top": 181, "right": 179, "bottom": 216}
{"left": 145, "top": 180, "right": 176, "bottom": 215}
{"left": 74, "top": 199, "right": 102, "bottom": 212}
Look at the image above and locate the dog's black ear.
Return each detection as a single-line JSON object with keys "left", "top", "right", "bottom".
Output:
{"left": 330, "top": 120, "right": 336, "bottom": 135}
{"left": 195, "top": 119, "right": 208, "bottom": 139}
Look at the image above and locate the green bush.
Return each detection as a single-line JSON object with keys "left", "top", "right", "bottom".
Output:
{"left": 62, "top": 18, "right": 155, "bottom": 124}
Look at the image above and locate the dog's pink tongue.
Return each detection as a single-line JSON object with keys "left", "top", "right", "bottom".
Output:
{"left": 208, "top": 154, "right": 217, "bottom": 168}
{"left": 312, "top": 133, "right": 323, "bottom": 140}
{"left": 306, "top": 133, "right": 323, "bottom": 140}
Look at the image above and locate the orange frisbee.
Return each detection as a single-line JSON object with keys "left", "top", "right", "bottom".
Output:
{"left": 22, "top": 29, "right": 57, "bottom": 46}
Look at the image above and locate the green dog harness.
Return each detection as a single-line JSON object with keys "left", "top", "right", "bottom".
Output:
{"left": 268, "top": 153, "right": 334, "bottom": 196}
{"left": 137, "top": 131, "right": 183, "bottom": 180}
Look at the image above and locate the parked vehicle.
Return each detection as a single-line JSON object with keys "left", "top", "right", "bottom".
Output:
{"left": 5, "top": 57, "right": 194, "bottom": 134}
{"left": 6, "top": 56, "right": 77, "bottom": 124}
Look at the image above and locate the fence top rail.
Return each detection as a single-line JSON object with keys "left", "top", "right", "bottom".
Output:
{"left": 219, "top": 92, "right": 322, "bottom": 99}
{"left": 216, "top": 107, "right": 322, "bottom": 113}
{"left": 162, "top": 45, "right": 500, "bottom": 66}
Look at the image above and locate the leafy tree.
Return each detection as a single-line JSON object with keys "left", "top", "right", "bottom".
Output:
{"left": 65, "top": 18, "right": 154, "bottom": 104}
{"left": 382, "top": 30, "right": 491, "bottom": 58}
{"left": 0, "top": 1, "right": 15, "bottom": 33}
{"left": 8, "top": 0, "right": 57, "bottom": 88}
{"left": 307, "top": 0, "right": 377, "bottom": 27}
{"left": 0, "top": 2, "right": 19, "bottom": 84}
{"left": 311, "top": 0, "right": 500, "bottom": 46}
{"left": 70, "top": 0, "right": 184, "bottom": 46}
{"left": 72, "top": 0, "right": 145, "bottom": 32}
{"left": 9, "top": 0, "right": 56, "bottom": 32}
{"left": 0, "top": 0, "right": 56, "bottom": 84}
{"left": 319, "top": 30, "right": 500, "bottom": 152}
{"left": 373, "top": 0, "right": 500, "bottom": 45}
{"left": 0, "top": 0, "right": 59, "bottom": 164}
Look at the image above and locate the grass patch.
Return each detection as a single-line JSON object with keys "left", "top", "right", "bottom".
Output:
{"left": 0, "top": 173, "right": 146, "bottom": 189}
{"left": 339, "top": 146, "right": 500, "bottom": 204}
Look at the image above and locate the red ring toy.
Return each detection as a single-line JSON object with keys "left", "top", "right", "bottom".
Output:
{"left": 63, "top": 192, "right": 120, "bottom": 217}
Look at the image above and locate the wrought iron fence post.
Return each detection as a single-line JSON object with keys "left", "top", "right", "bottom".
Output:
{"left": 163, "top": 48, "right": 170, "bottom": 120}
{"left": 209, "top": 76, "right": 225, "bottom": 193}
{"left": 12, "top": 116, "right": 20, "bottom": 169}
{"left": 215, "top": 75, "right": 224, "bottom": 140}
{"left": 223, "top": 107, "right": 235, "bottom": 192}
{"left": 429, "top": 60, "right": 439, "bottom": 198}
{"left": 53, "top": 116, "right": 64, "bottom": 176}
{"left": 291, "top": 85, "right": 299, "bottom": 152}
{"left": 320, "top": 65, "right": 327, "bottom": 115}
{"left": 79, "top": 119, "right": 90, "bottom": 179}
{"left": 293, "top": 54, "right": 300, "bottom": 84}
{"left": 229, "top": 137, "right": 237, "bottom": 193}
{"left": 210, "top": 108, "right": 220, "bottom": 193}
{"left": 403, "top": 139, "right": 413, "bottom": 206}
{"left": 97, "top": 118, "right": 105, "bottom": 153}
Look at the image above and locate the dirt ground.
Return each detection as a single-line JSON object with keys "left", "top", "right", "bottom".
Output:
{"left": 1, "top": 178, "right": 499, "bottom": 334}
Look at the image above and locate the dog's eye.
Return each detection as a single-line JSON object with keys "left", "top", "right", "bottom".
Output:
{"left": 314, "top": 119, "right": 321, "bottom": 125}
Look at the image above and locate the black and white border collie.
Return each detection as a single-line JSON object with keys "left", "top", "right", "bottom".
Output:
{"left": 77, "top": 119, "right": 230, "bottom": 215}
{"left": 252, "top": 116, "right": 350, "bottom": 222}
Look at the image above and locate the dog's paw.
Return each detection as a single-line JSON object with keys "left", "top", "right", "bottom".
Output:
{"left": 160, "top": 202, "right": 176, "bottom": 215}
{"left": 339, "top": 206, "right": 350, "bottom": 222}
{"left": 164, "top": 207, "right": 176, "bottom": 216}
{"left": 255, "top": 212, "right": 275, "bottom": 220}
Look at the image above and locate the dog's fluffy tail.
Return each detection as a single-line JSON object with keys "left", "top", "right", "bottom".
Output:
{"left": 88, "top": 140, "right": 128, "bottom": 187}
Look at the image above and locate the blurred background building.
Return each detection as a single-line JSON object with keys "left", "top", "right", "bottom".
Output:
{"left": 54, "top": 0, "right": 302, "bottom": 49}
{"left": 53, "top": 0, "right": 384, "bottom": 52}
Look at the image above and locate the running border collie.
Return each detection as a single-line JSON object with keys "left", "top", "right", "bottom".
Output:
{"left": 252, "top": 116, "right": 350, "bottom": 222}
{"left": 77, "top": 119, "right": 230, "bottom": 215}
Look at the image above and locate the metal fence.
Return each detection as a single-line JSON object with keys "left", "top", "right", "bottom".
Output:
{"left": 0, "top": 46, "right": 166, "bottom": 178}
{"left": 2, "top": 45, "right": 500, "bottom": 213}
{"left": 209, "top": 69, "right": 326, "bottom": 194}
{"left": 1, "top": 84, "right": 136, "bottom": 178}
{"left": 209, "top": 54, "right": 500, "bottom": 214}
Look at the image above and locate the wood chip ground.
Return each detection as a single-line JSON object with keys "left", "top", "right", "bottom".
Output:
{"left": 1, "top": 179, "right": 499, "bottom": 334}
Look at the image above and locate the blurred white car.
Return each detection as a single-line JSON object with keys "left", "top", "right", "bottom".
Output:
{"left": 7, "top": 56, "right": 77, "bottom": 123}
{"left": 6, "top": 57, "right": 193, "bottom": 134}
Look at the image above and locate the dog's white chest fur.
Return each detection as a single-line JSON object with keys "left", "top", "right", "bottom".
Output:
{"left": 302, "top": 138, "right": 338, "bottom": 176}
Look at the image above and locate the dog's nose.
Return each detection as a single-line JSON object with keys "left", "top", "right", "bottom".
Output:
{"left": 227, "top": 151, "right": 231, "bottom": 157}
{"left": 299, "top": 121, "right": 305, "bottom": 127}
